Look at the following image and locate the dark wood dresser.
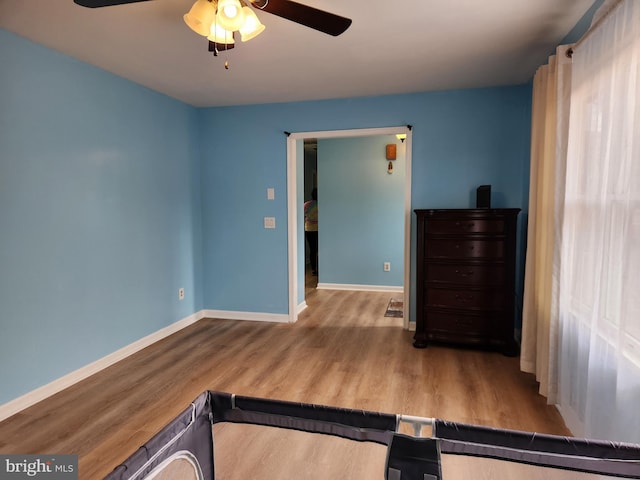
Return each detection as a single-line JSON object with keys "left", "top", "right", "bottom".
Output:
{"left": 413, "top": 208, "right": 520, "bottom": 355}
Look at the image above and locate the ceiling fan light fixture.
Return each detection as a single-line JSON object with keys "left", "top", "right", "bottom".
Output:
{"left": 184, "top": 0, "right": 216, "bottom": 36}
{"left": 208, "top": 23, "right": 235, "bottom": 44}
{"left": 177, "top": 0, "right": 352, "bottom": 67}
{"left": 216, "top": 0, "right": 245, "bottom": 31}
{"left": 239, "top": 6, "right": 265, "bottom": 42}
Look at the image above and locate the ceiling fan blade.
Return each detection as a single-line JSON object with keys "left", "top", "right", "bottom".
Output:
{"left": 250, "top": 0, "right": 352, "bottom": 37}
{"left": 74, "top": 0, "right": 151, "bottom": 7}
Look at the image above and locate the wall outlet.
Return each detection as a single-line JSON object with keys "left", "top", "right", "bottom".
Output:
{"left": 264, "top": 217, "right": 276, "bottom": 229}
{"left": 178, "top": 288, "right": 185, "bottom": 300}
{"left": 384, "top": 262, "right": 391, "bottom": 272}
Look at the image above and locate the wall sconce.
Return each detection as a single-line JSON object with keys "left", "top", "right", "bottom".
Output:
{"left": 386, "top": 144, "right": 396, "bottom": 174}
{"left": 395, "top": 133, "right": 407, "bottom": 142}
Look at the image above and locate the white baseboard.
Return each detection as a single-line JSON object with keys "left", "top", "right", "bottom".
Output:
{"left": 297, "top": 301, "right": 308, "bottom": 315}
{"left": 317, "top": 283, "right": 404, "bottom": 293}
{"left": 0, "top": 304, "right": 354, "bottom": 422}
{"left": 202, "top": 309, "right": 290, "bottom": 323}
{"left": 0, "top": 311, "right": 206, "bottom": 422}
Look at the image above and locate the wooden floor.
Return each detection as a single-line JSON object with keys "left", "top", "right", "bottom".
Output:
{"left": 0, "top": 280, "right": 570, "bottom": 479}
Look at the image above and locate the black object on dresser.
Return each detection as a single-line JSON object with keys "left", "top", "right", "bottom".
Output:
{"left": 413, "top": 208, "right": 521, "bottom": 356}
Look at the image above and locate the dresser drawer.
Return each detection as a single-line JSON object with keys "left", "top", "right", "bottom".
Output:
{"left": 426, "top": 264, "right": 505, "bottom": 286}
{"left": 426, "top": 288, "right": 505, "bottom": 310}
{"left": 426, "top": 311, "right": 491, "bottom": 337}
{"left": 426, "top": 219, "right": 505, "bottom": 235}
{"left": 426, "top": 239, "right": 505, "bottom": 259}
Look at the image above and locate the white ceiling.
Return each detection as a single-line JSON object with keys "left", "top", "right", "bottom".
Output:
{"left": 0, "top": 0, "right": 594, "bottom": 107}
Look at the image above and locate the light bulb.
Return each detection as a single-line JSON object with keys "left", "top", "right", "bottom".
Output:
{"left": 223, "top": 4, "right": 238, "bottom": 18}
{"left": 216, "top": 0, "right": 245, "bottom": 31}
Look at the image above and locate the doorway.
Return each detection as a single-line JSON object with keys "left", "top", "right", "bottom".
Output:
{"left": 286, "top": 126, "right": 413, "bottom": 329}
{"left": 302, "top": 139, "right": 318, "bottom": 290}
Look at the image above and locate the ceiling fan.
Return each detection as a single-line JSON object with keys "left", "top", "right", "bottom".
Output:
{"left": 73, "top": 0, "right": 353, "bottom": 38}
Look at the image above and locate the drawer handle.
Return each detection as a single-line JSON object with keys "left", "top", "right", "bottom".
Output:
{"left": 455, "top": 222, "right": 476, "bottom": 229}
{"left": 454, "top": 294, "right": 474, "bottom": 303}
{"left": 455, "top": 269, "right": 475, "bottom": 277}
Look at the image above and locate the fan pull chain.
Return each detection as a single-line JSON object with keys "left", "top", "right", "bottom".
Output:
{"left": 224, "top": 24, "right": 230, "bottom": 70}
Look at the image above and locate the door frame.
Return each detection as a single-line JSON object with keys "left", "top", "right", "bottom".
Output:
{"left": 286, "top": 126, "right": 413, "bottom": 329}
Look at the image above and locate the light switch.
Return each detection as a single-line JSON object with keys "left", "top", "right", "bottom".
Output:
{"left": 264, "top": 217, "right": 276, "bottom": 229}
{"left": 267, "top": 188, "right": 275, "bottom": 200}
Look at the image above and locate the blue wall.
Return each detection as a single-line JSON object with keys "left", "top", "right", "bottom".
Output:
{"left": 561, "top": 0, "right": 604, "bottom": 44}
{"left": 0, "top": 30, "right": 203, "bottom": 404}
{"left": 198, "top": 87, "right": 533, "bottom": 319}
{"left": 318, "top": 135, "right": 405, "bottom": 287}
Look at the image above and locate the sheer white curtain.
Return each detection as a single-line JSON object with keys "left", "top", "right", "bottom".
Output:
{"left": 557, "top": 0, "right": 640, "bottom": 442}
{"left": 521, "top": 44, "right": 573, "bottom": 404}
